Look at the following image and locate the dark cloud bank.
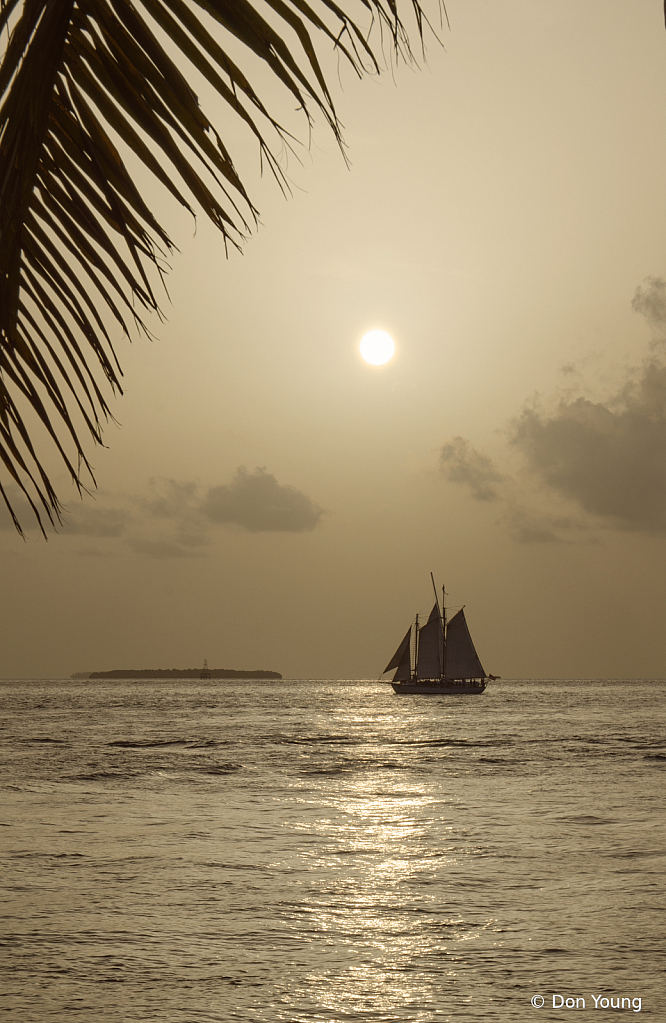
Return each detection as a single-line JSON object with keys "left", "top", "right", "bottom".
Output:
{"left": 137, "top": 468, "right": 323, "bottom": 555}
{"left": 1, "top": 468, "right": 324, "bottom": 555}
{"left": 440, "top": 277, "right": 666, "bottom": 539}
{"left": 511, "top": 364, "right": 666, "bottom": 534}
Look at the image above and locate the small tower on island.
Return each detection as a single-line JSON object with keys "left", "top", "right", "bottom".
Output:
{"left": 200, "top": 658, "right": 211, "bottom": 680}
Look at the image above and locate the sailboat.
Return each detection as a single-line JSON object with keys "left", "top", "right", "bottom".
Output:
{"left": 383, "top": 577, "right": 495, "bottom": 694}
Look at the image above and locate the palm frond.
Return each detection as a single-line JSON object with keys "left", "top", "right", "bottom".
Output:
{"left": 0, "top": 0, "right": 432, "bottom": 535}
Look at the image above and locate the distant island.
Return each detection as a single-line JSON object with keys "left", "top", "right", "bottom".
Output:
{"left": 76, "top": 667, "right": 282, "bottom": 680}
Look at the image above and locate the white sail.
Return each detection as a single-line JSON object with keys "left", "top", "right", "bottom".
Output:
{"left": 444, "top": 608, "right": 485, "bottom": 679}
{"left": 416, "top": 603, "right": 442, "bottom": 680}
{"left": 384, "top": 626, "right": 412, "bottom": 678}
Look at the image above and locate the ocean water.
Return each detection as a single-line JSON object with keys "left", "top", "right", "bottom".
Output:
{"left": 0, "top": 677, "right": 664, "bottom": 1022}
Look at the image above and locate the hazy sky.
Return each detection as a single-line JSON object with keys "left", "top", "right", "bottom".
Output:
{"left": 2, "top": 0, "right": 666, "bottom": 680}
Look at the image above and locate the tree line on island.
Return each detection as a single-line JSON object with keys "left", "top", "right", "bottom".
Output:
{"left": 72, "top": 668, "right": 282, "bottom": 680}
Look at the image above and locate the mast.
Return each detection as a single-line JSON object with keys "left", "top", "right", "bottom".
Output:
{"left": 442, "top": 584, "right": 447, "bottom": 681}
{"left": 430, "top": 573, "right": 444, "bottom": 681}
{"left": 430, "top": 572, "right": 440, "bottom": 612}
{"left": 413, "top": 613, "right": 419, "bottom": 679}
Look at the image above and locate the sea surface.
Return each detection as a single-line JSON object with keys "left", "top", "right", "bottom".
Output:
{"left": 1, "top": 678, "right": 664, "bottom": 1022}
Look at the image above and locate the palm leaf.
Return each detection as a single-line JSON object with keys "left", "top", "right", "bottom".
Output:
{"left": 0, "top": 0, "right": 431, "bottom": 536}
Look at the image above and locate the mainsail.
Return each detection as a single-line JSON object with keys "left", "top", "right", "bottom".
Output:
{"left": 416, "top": 603, "right": 442, "bottom": 680}
{"left": 444, "top": 608, "right": 485, "bottom": 680}
{"left": 384, "top": 626, "right": 412, "bottom": 681}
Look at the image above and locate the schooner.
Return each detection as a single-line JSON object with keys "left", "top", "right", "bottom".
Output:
{"left": 383, "top": 576, "right": 495, "bottom": 694}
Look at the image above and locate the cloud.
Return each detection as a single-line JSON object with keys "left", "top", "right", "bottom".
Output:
{"left": 0, "top": 485, "right": 131, "bottom": 538}
{"left": 143, "top": 479, "right": 199, "bottom": 520}
{"left": 128, "top": 537, "right": 200, "bottom": 558}
{"left": 1, "top": 468, "right": 324, "bottom": 551}
{"left": 631, "top": 276, "right": 666, "bottom": 341}
{"left": 439, "top": 437, "right": 505, "bottom": 501}
{"left": 141, "top": 478, "right": 211, "bottom": 552}
{"left": 502, "top": 508, "right": 596, "bottom": 545}
{"left": 440, "top": 277, "right": 666, "bottom": 539}
{"left": 201, "top": 467, "right": 324, "bottom": 532}
{"left": 60, "top": 505, "right": 130, "bottom": 538}
{"left": 509, "top": 363, "right": 666, "bottom": 534}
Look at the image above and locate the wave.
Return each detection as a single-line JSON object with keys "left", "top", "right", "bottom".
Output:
{"left": 106, "top": 738, "right": 224, "bottom": 749}
{"left": 67, "top": 770, "right": 142, "bottom": 781}
{"left": 198, "top": 763, "right": 243, "bottom": 775}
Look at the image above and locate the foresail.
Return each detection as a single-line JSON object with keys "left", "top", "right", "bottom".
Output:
{"left": 384, "top": 626, "right": 411, "bottom": 676}
{"left": 393, "top": 632, "right": 413, "bottom": 681}
{"left": 445, "top": 609, "right": 486, "bottom": 679}
{"left": 416, "top": 603, "right": 442, "bottom": 680}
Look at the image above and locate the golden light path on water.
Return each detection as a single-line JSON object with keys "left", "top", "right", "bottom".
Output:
{"left": 278, "top": 759, "right": 497, "bottom": 1021}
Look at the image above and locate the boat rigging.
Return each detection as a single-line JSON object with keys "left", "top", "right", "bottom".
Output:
{"left": 383, "top": 575, "right": 497, "bottom": 695}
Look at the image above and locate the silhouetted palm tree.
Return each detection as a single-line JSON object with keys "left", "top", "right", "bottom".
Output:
{"left": 0, "top": 0, "right": 431, "bottom": 535}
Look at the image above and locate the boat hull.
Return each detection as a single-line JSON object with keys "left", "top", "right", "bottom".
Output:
{"left": 391, "top": 680, "right": 487, "bottom": 695}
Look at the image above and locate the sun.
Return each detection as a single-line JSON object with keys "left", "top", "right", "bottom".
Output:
{"left": 360, "top": 330, "right": 395, "bottom": 365}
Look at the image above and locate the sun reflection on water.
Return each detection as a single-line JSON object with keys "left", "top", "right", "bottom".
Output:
{"left": 276, "top": 776, "right": 496, "bottom": 1020}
